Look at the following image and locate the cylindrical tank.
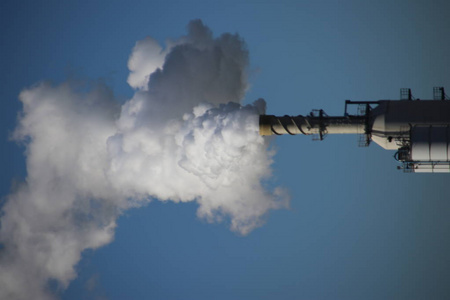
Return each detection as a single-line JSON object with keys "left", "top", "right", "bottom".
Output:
{"left": 410, "top": 125, "right": 450, "bottom": 161}
{"left": 370, "top": 100, "right": 450, "bottom": 150}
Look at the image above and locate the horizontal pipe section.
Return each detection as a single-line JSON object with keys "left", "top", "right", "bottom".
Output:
{"left": 259, "top": 115, "right": 366, "bottom": 136}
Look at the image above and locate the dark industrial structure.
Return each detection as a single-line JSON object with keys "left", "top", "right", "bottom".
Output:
{"left": 260, "top": 88, "right": 450, "bottom": 173}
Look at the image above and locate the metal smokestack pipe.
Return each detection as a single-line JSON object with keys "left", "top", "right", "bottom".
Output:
{"left": 258, "top": 87, "right": 450, "bottom": 173}
{"left": 259, "top": 113, "right": 366, "bottom": 136}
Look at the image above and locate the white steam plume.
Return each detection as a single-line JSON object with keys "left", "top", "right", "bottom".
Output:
{"left": 127, "top": 36, "right": 167, "bottom": 90}
{"left": 0, "top": 20, "right": 289, "bottom": 299}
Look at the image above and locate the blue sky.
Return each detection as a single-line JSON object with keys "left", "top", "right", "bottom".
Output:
{"left": 2, "top": 0, "right": 450, "bottom": 299}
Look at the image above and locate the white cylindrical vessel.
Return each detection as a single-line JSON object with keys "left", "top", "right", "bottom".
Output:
{"left": 410, "top": 125, "right": 450, "bottom": 161}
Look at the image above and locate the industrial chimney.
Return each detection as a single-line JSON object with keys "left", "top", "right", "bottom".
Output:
{"left": 260, "top": 87, "right": 450, "bottom": 173}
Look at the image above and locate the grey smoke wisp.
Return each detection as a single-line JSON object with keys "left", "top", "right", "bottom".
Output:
{"left": 0, "top": 20, "right": 289, "bottom": 299}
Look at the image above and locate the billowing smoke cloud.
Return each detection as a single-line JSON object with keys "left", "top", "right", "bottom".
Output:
{"left": 0, "top": 20, "right": 288, "bottom": 299}
{"left": 127, "top": 36, "right": 167, "bottom": 90}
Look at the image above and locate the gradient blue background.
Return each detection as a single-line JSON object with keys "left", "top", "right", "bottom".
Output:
{"left": 2, "top": 0, "right": 450, "bottom": 299}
